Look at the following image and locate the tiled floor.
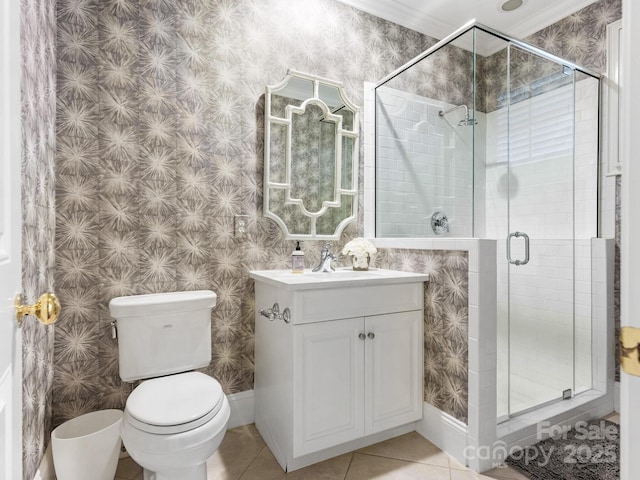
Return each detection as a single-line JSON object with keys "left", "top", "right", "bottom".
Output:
{"left": 114, "top": 426, "right": 525, "bottom": 480}
{"left": 115, "top": 412, "right": 620, "bottom": 480}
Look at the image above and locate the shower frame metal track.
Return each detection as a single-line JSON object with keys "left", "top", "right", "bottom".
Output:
{"left": 374, "top": 20, "right": 601, "bottom": 90}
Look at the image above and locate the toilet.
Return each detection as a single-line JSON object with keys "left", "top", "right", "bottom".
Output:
{"left": 109, "top": 290, "right": 230, "bottom": 480}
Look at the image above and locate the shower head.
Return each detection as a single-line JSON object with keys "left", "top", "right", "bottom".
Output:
{"left": 438, "top": 104, "right": 477, "bottom": 126}
{"left": 457, "top": 114, "right": 477, "bottom": 126}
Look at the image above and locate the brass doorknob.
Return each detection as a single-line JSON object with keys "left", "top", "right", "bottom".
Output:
{"left": 14, "top": 292, "right": 61, "bottom": 327}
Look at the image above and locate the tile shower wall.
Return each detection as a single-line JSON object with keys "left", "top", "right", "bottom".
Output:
{"left": 486, "top": 0, "right": 623, "bottom": 381}
{"left": 482, "top": 1, "right": 617, "bottom": 414}
{"left": 375, "top": 87, "right": 474, "bottom": 237}
{"left": 484, "top": 79, "right": 598, "bottom": 338}
{"left": 371, "top": 0, "right": 619, "bottom": 420}
{"left": 53, "top": 0, "right": 454, "bottom": 427}
{"left": 20, "top": 0, "right": 57, "bottom": 478}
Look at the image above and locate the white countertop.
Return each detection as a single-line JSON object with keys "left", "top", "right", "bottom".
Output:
{"left": 249, "top": 268, "right": 429, "bottom": 290}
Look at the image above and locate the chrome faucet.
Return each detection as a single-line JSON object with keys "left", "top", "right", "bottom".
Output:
{"left": 312, "top": 243, "right": 337, "bottom": 272}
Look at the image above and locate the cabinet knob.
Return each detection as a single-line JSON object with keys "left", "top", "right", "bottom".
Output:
{"left": 367, "top": 332, "right": 375, "bottom": 340}
{"left": 358, "top": 333, "right": 366, "bottom": 340}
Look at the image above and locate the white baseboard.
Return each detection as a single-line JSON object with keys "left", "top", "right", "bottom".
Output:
{"left": 227, "top": 389, "right": 255, "bottom": 429}
{"left": 415, "top": 402, "right": 468, "bottom": 467}
{"left": 615, "top": 381, "right": 620, "bottom": 412}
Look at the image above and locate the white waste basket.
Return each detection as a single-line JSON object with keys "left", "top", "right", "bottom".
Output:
{"left": 51, "top": 409, "right": 123, "bottom": 480}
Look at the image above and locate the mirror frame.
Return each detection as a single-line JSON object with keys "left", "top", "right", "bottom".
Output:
{"left": 264, "top": 69, "right": 360, "bottom": 240}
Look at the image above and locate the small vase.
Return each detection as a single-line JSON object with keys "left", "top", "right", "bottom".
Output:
{"left": 352, "top": 253, "right": 370, "bottom": 271}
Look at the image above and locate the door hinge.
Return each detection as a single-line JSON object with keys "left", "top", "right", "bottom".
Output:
{"left": 620, "top": 326, "right": 640, "bottom": 377}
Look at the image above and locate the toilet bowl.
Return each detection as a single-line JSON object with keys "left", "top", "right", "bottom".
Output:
{"left": 109, "top": 291, "right": 227, "bottom": 480}
{"left": 121, "top": 372, "right": 230, "bottom": 480}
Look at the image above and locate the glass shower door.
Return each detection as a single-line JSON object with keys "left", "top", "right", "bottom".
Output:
{"left": 505, "top": 45, "right": 576, "bottom": 416}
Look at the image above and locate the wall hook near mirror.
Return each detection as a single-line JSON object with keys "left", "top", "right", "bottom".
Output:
{"left": 264, "top": 69, "right": 360, "bottom": 240}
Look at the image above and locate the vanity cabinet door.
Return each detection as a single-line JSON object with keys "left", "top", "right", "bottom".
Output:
{"left": 364, "top": 311, "right": 423, "bottom": 435}
{"left": 293, "top": 317, "right": 365, "bottom": 457}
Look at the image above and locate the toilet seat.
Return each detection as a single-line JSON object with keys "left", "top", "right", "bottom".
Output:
{"left": 125, "top": 372, "right": 224, "bottom": 435}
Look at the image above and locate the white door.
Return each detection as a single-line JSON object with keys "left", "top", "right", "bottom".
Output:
{"left": 365, "top": 311, "right": 423, "bottom": 435}
{"left": 0, "top": 0, "right": 23, "bottom": 478}
{"left": 621, "top": 1, "right": 640, "bottom": 478}
{"left": 293, "top": 317, "right": 365, "bottom": 457}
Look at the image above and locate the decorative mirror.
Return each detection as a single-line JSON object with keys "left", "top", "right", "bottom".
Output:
{"left": 264, "top": 69, "right": 360, "bottom": 240}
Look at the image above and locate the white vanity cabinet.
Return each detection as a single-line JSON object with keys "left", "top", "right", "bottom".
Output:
{"left": 294, "top": 310, "right": 422, "bottom": 456}
{"left": 250, "top": 268, "right": 428, "bottom": 472}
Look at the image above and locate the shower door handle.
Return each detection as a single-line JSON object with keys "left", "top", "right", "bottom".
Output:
{"left": 507, "top": 231, "right": 530, "bottom": 266}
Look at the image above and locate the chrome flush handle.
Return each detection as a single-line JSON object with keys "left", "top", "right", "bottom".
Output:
{"left": 259, "top": 303, "right": 291, "bottom": 323}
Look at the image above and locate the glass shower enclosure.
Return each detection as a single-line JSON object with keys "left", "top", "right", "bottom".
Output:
{"left": 374, "top": 23, "right": 600, "bottom": 420}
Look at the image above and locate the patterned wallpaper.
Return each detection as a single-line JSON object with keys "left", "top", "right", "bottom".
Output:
{"left": 523, "top": 0, "right": 620, "bottom": 73}
{"left": 20, "top": 0, "right": 57, "bottom": 477}
{"left": 49, "top": 0, "right": 621, "bottom": 459}
{"left": 382, "top": 41, "right": 476, "bottom": 114}
{"left": 374, "top": 249, "right": 469, "bottom": 422}
{"left": 53, "top": 0, "right": 443, "bottom": 429}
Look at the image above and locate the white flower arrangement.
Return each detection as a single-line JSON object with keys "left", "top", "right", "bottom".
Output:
{"left": 342, "top": 237, "right": 377, "bottom": 256}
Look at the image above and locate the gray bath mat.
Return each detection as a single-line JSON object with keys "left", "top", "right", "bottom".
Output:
{"left": 506, "top": 420, "right": 619, "bottom": 480}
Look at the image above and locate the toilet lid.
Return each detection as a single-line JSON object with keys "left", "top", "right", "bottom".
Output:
{"left": 126, "top": 372, "right": 224, "bottom": 434}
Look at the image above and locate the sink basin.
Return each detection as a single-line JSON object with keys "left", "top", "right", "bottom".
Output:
{"left": 249, "top": 268, "right": 429, "bottom": 290}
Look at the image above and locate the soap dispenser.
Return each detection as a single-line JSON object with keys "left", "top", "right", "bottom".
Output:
{"left": 292, "top": 241, "right": 305, "bottom": 274}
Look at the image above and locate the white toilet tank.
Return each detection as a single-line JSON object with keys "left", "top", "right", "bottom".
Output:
{"left": 109, "top": 290, "right": 217, "bottom": 382}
